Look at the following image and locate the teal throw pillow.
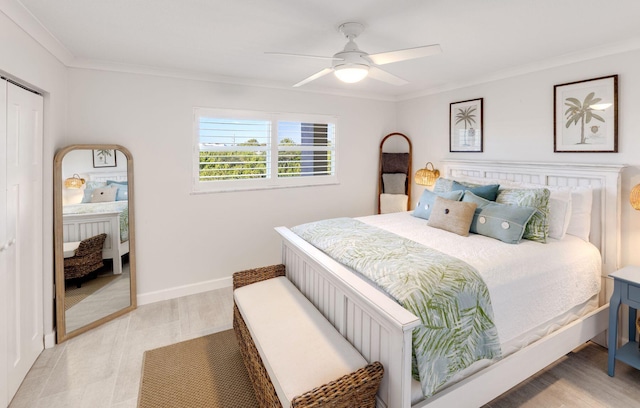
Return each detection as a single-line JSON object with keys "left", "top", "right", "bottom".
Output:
{"left": 433, "top": 177, "right": 455, "bottom": 194}
{"left": 463, "top": 191, "right": 536, "bottom": 244}
{"left": 434, "top": 177, "right": 484, "bottom": 194}
{"left": 413, "top": 190, "right": 464, "bottom": 220}
{"left": 452, "top": 181, "right": 500, "bottom": 201}
{"left": 113, "top": 185, "right": 128, "bottom": 201}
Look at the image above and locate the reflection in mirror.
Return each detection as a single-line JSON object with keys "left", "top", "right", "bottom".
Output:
{"left": 54, "top": 144, "right": 136, "bottom": 342}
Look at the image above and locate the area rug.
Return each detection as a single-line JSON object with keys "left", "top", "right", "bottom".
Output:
{"left": 64, "top": 274, "right": 119, "bottom": 310}
{"left": 138, "top": 329, "right": 259, "bottom": 408}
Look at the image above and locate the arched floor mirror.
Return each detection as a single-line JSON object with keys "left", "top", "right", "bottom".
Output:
{"left": 378, "top": 132, "right": 412, "bottom": 214}
{"left": 53, "top": 144, "right": 137, "bottom": 343}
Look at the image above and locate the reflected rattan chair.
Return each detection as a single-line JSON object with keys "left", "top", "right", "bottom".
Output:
{"left": 64, "top": 233, "right": 107, "bottom": 287}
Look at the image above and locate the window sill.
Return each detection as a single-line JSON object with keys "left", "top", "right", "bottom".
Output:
{"left": 191, "top": 177, "right": 339, "bottom": 194}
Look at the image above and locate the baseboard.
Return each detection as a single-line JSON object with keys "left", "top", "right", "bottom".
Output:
{"left": 137, "top": 276, "right": 232, "bottom": 306}
{"left": 44, "top": 330, "right": 56, "bottom": 349}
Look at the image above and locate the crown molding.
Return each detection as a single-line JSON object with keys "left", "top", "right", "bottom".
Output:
{"left": 2, "top": 0, "right": 74, "bottom": 65}
{"left": 398, "top": 37, "right": 640, "bottom": 101}
{"left": 69, "top": 57, "right": 397, "bottom": 102}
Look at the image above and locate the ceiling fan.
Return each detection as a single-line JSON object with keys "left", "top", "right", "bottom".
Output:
{"left": 266, "top": 22, "right": 442, "bottom": 87}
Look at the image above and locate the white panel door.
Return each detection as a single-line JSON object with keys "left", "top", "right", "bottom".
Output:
{"left": 0, "top": 78, "right": 8, "bottom": 408}
{"left": 4, "top": 81, "right": 44, "bottom": 406}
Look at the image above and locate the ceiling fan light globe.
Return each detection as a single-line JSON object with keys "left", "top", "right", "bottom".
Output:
{"left": 334, "top": 64, "right": 369, "bottom": 83}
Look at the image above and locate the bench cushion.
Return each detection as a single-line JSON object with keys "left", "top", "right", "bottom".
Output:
{"left": 234, "top": 276, "right": 368, "bottom": 408}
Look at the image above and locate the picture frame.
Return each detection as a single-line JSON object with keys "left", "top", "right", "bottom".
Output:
{"left": 554, "top": 75, "right": 618, "bottom": 153}
{"left": 92, "top": 149, "right": 117, "bottom": 168}
{"left": 450, "top": 98, "right": 483, "bottom": 152}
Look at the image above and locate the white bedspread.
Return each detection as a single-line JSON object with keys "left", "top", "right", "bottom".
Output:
{"left": 357, "top": 211, "right": 601, "bottom": 345}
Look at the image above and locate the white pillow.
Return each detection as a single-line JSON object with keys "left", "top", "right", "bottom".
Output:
{"left": 380, "top": 193, "right": 408, "bottom": 214}
{"left": 547, "top": 190, "right": 572, "bottom": 240}
{"left": 565, "top": 187, "right": 593, "bottom": 241}
{"left": 90, "top": 186, "right": 117, "bottom": 203}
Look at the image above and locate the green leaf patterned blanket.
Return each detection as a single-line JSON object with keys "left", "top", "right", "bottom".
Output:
{"left": 291, "top": 217, "right": 501, "bottom": 397}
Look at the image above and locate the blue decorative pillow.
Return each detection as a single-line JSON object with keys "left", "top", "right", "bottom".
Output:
{"left": 452, "top": 181, "right": 500, "bottom": 201}
{"left": 108, "top": 183, "right": 129, "bottom": 201}
{"left": 413, "top": 190, "right": 464, "bottom": 220}
{"left": 85, "top": 180, "right": 107, "bottom": 190}
{"left": 433, "top": 177, "right": 455, "bottom": 193}
{"left": 81, "top": 188, "right": 95, "bottom": 203}
{"left": 106, "top": 180, "right": 128, "bottom": 186}
{"left": 463, "top": 191, "right": 537, "bottom": 244}
{"left": 433, "top": 177, "right": 482, "bottom": 194}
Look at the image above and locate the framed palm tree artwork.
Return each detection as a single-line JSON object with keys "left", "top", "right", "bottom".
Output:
{"left": 92, "top": 149, "right": 117, "bottom": 167}
{"left": 554, "top": 75, "right": 618, "bottom": 152}
{"left": 450, "top": 98, "right": 483, "bottom": 152}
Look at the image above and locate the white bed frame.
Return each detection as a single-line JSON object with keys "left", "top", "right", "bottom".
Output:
{"left": 62, "top": 171, "right": 129, "bottom": 275}
{"left": 275, "top": 160, "right": 624, "bottom": 408}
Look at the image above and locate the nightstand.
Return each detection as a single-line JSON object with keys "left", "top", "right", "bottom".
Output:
{"left": 608, "top": 266, "right": 640, "bottom": 376}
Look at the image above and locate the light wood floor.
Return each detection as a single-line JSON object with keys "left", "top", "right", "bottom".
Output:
{"left": 483, "top": 341, "right": 640, "bottom": 407}
{"left": 8, "top": 286, "right": 640, "bottom": 408}
{"left": 9, "top": 287, "right": 234, "bottom": 408}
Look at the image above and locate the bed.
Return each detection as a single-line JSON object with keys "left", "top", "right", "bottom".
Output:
{"left": 62, "top": 171, "right": 129, "bottom": 275}
{"left": 275, "top": 160, "right": 624, "bottom": 408}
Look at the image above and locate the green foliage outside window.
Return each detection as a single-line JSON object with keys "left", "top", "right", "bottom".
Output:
{"left": 199, "top": 138, "right": 309, "bottom": 181}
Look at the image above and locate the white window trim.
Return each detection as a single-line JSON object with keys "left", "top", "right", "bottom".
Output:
{"left": 192, "top": 108, "right": 339, "bottom": 193}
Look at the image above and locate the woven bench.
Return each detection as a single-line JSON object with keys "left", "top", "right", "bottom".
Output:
{"left": 233, "top": 264, "right": 384, "bottom": 408}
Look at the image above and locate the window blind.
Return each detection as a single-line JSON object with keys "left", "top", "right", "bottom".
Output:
{"left": 194, "top": 108, "right": 338, "bottom": 192}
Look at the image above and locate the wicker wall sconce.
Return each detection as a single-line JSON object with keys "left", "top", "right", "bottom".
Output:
{"left": 64, "top": 174, "right": 85, "bottom": 189}
{"left": 415, "top": 162, "right": 440, "bottom": 186}
{"left": 631, "top": 184, "right": 640, "bottom": 210}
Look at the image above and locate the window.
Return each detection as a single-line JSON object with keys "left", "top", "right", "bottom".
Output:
{"left": 194, "top": 108, "right": 337, "bottom": 192}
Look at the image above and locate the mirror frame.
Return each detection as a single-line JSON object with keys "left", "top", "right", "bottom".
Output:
{"left": 53, "top": 144, "right": 137, "bottom": 343}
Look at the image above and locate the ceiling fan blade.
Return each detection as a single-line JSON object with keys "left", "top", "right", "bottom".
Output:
{"left": 367, "top": 67, "right": 408, "bottom": 86}
{"left": 369, "top": 44, "right": 442, "bottom": 65}
{"left": 293, "top": 68, "right": 334, "bottom": 87}
{"left": 265, "top": 52, "right": 340, "bottom": 61}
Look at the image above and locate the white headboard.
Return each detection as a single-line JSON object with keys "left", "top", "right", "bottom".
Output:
{"left": 441, "top": 160, "right": 624, "bottom": 277}
{"left": 85, "top": 171, "right": 128, "bottom": 183}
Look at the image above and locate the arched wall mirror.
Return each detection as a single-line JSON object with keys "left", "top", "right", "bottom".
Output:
{"left": 378, "top": 132, "right": 412, "bottom": 214}
{"left": 53, "top": 144, "right": 136, "bottom": 343}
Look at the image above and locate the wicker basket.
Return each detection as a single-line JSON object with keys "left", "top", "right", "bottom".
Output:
{"left": 232, "top": 265, "right": 384, "bottom": 408}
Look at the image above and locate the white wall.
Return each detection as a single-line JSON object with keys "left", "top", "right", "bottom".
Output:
{"left": 62, "top": 149, "right": 128, "bottom": 179}
{"left": 65, "top": 68, "right": 397, "bottom": 301}
{"left": 397, "top": 48, "right": 640, "bottom": 267}
{"left": 0, "top": 8, "right": 68, "bottom": 345}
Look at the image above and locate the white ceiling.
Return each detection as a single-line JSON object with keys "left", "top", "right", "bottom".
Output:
{"left": 14, "top": 0, "right": 640, "bottom": 99}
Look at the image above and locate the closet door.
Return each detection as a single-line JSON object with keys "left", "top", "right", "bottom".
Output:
{"left": 0, "top": 78, "right": 8, "bottom": 408}
{"left": 3, "top": 81, "right": 44, "bottom": 405}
